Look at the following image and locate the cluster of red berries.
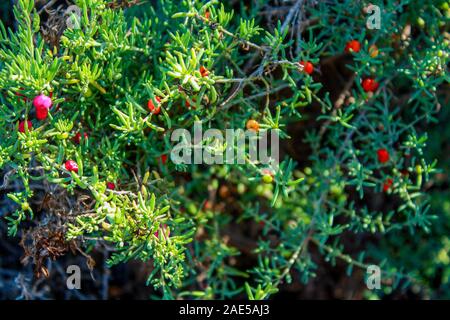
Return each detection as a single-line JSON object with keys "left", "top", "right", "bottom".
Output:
{"left": 15, "top": 88, "right": 28, "bottom": 103}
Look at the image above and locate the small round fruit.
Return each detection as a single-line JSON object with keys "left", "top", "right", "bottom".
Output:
{"left": 203, "top": 200, "right": 213, "bottom": 210}
{"left": 147, "top": 96, "right": 162, "bottom": 115}
{"left": 246, "top": 119, "right": 260, "bottom": 132}
{"left": 160, "top": 154, "right": 168, "bottom": 165}
{"left": 74, "top": 132, "right": 88, "bottom": 144}
{"left": 219, "top": 185, "right": 231, "bottom": 198}
{"left": 185, "top": 99, "right": 197, "bottom": 109}
{"left": 369, "top": 44, "right": 379, "bottom": 58}
{"left": 154, "top": 224, "right": 170, "bottom": 238}
{"left": 65, "top": 160, "right": 79, "bottom": 173}
{"left": 21, "top": 202, "right": 30, "bottom": 211}
{"left": 362, "top": 78, "right": 379, "bottom": 92}
{"left": 33, "top": 94, "right": 52, "bottom": 120}
{"left": 300, "top": 61, "right": 314, "bottom": 75}
{"left": 262, "top": 174, "right": 273, "bottom": 184}
{"left": 199, "top": 66, "right": 209, "bottom": 77}
{"left": 416, "top": 17, "right": 425, "bottom": 28}
{"left": 107, "top": 182, "right": 116, "bottom": 190}
{"left": 261, "top": 168, "right": 274, "bottom": 184}
{"left": 377, "top": 148, "right": 390, "bottom": 164}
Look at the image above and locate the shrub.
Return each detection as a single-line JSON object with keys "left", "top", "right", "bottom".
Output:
{"left": 0, "top": 0, "right": 449, "bottom": 299}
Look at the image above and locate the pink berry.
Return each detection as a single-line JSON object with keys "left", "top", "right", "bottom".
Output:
{"left": 33, "top": 94, "right": 52, "bottom": 120}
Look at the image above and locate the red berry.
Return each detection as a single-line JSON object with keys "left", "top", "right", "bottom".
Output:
{"left": 300, "top": 61, "right": 314, "bottom": 75}
{"left": 261, "top": 168, "right": 275, "bottom": 184}
{"left": 345, "top": 40, "right": 361, "bottom": 53}
{"left": 185, "top": 99, "right": 197, "bottom": 109}
{"left": 147, "top": 96, "right": 161, "bottom": 115}
{"left": 65, "top": 160, "right": 79, "bottom": 173}
{"left": 203, "top": 200, "right": 212, "bottom": 210}
{"left": 35, "top": 105, "right": 49, "bottom": 120}
{"left": 199, "top": 66, "right": 209, "bottom": 77}
{"left": 160, "top": 154, "right": 168, "bottom": 165}
{"left": 369, "top": 44, "right": 379, "bottom": 58}
{"left": 18, "top": 120, "right": 32, "bottom": 133}
{"left": 362, "top": 78, "right": 379, "bottom": 92}
{"left": 246, "top": 119, "right": 260, "bottom": 132}
{"left": 15, "top": 88, "right": 28, "bottom": 103}
{"left": 107, "top": 182, "right": 116, "bottom": 190}
{"left": 33, "top": 94, "right": 52, "bottom": 120}
{"left": 383, "top": 178, "right": 393, "bottom": 192}
{"left": 74, "top": 132, "right": 88, "bottom": 144}
{"left": 261, "top": 168, "right": 274, "bottom": 177}
{"left": 204, "top": 11, "right": 210, "bottom": 20}
{"left": 377, "top": 148, "right": 390, "bottom": 164}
